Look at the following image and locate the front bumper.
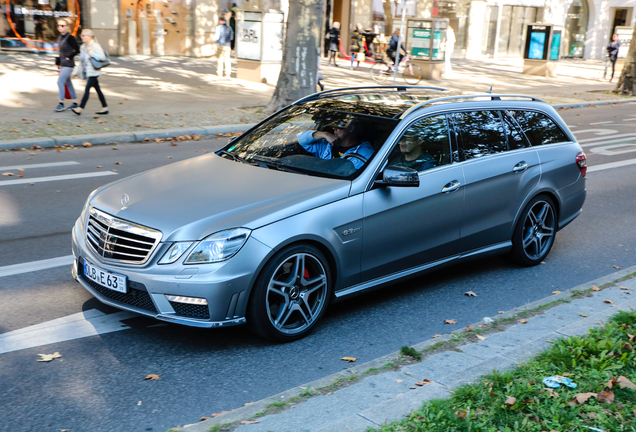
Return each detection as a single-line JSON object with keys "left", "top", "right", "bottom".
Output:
{"left": 71, "top": 218, "right": 271, "bottom": 328}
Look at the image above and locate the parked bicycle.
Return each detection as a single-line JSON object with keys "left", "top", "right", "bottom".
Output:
{"left": 370, "top": 54, "right": 423, "bottom": 85}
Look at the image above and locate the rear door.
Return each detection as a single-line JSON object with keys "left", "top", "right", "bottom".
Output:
{"left": 360, "top": 115, "right": 464, "bottom": 282}
{"left": 451, "top": 110, "right": 541, "bottom": 253}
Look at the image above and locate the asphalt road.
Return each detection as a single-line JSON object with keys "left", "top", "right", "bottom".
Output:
{"left": 1, "top": 102, "right": 635, "bottom": 432}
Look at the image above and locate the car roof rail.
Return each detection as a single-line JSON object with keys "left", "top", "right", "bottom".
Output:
{"left": 293, "top": 86, "right": 449, "bottom": 105}
{"left": 399, "top": 94, "right": 546, "bottom": 119}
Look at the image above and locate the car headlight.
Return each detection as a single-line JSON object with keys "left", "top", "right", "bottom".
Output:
{"left": 185, "top": 228, "right": 251, "bottom": 264}
{"left": 158, "top": 242, "right": 193, "bottom": 264}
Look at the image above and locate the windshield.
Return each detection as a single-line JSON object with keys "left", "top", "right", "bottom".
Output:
{"left": 218, "top": 104, "right": 399, "bottom": 179}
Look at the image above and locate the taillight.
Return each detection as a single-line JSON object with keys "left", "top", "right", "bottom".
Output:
{"left": 576, "top": 152, "right": 587, "bottom": 177}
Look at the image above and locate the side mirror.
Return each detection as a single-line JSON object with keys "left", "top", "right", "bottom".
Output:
{"left": 375, "top": 165, "right": 419, "bottom": 187}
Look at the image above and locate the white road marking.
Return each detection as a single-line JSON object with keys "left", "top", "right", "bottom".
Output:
{"left": 589, "top": 121, "right": 614, "bottom": 126}
{"left": 579, "top": 134, "right": 636, "bottom": 145}
{"left": 0, "top": 255, "right": 74, "bottom": 278}
{"left": 589, "top": 143, "right": 636, "bottom": 156}
{"left": 573, "top": 129, "right": 618, "bottom": 136}
{"left": 624, "top": 118, "right": 636, "bottom": 122}
{"left": 588, "top": 158, "right": 636, "bottom": 173}
{"left": 0, "top": 171, "right": 117, "bottom": 186}
{"left": 0, "top": 309, "right": 136, "bottom": 354}
{"left": 0, "top": 161, "right": 80, "bottom": 171}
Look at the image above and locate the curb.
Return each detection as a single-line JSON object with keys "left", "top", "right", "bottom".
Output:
{"left": 0, "top": 123, "right": 257, "bottom": 151}
{"left": 2, "top": 97, "right": 635, "bottom": 152}
{"left": 181, "top": 264, "right": 636, "bottom": 432}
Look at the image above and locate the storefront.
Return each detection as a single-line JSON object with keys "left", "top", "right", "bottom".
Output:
{"left": 563, "top": 0, "right": 589, "bottom": 57}
{"left": 481, "top": 2, "right": 544, "bottom": 57}
{"left": 1, "top": 0, "right": 82, "bottom": 51}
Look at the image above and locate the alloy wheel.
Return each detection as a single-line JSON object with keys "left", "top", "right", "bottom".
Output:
{"left": 521, "top": 200, "right": 555, "bottom": 260}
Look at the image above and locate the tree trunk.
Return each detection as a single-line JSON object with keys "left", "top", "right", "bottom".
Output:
{"left": 613, "top": 25, "right": 636, "bottom": 96}
{"left": 267, "top": 0, "right": 324, "bottom": 112}
{"left": 383, "top": 0, "right": 394, "bottom": 37}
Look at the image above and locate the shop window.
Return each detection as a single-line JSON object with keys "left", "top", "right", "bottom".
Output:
{"left": 564, "top": 0, "right": 589, "bottom": 58}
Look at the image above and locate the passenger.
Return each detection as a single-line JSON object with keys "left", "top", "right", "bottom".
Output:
{"left": 390, "top": 132, "right": 436, "bottom": 171}
{"left": 297, "top": 119, "right": 374, "bottom": 169}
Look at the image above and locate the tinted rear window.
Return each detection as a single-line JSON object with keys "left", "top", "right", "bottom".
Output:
{"left": 506, "top": 110, "right": 570, "bottom": 146}
{"left": 451, "top": 111, "right": 507, "bottom": 160}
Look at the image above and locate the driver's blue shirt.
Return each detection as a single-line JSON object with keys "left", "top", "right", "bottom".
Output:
{"left": 297, "top": 130, "right": 374, "bottom": 169}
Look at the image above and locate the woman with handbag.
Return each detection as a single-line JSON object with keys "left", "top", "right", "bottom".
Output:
{"left": 55, "top": 19, "right": 79, "bottom": 112}
{"left": 71, "top": 29, "right": 108, "bottom": 115}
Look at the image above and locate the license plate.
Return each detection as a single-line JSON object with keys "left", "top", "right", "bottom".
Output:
{"left": 84, "top": 260, "right": 127, "bottom": 293}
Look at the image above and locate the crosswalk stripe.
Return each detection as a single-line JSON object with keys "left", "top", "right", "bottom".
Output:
{"left": 0, "top": 255, "right": 74, "bottom": 278}
{"left": 0, "top": 171, "right": 117, "bottom": 186}
{"left": 0, "top": 161, "right": 80, "bottom": 171}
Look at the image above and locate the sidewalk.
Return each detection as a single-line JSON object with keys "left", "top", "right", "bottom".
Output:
{"left": 1, "top": 54, "right": 633, "bottom": 150}
{"left": 180, "top": 266, "right": 636, "bottom": 432}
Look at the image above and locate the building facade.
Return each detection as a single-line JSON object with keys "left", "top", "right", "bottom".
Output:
{"left": 1, "top": 0, "right": 633, "bottom": 58}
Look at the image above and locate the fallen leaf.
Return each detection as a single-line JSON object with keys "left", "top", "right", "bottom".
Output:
{"left": 396, "top": 379, "right": 403, "bottom": 382}
{"left": 545, "top": 388, "right": 558, "bottom": 398}
{"left": 2, "top": 172, "right": 14, "bottom": 176}
{"left": 552, "top": 290, "right": 561, "bottom": 294}
{"left": 240, "top": 420, "right": 259, "bottom": 425}
{"left": 341, "top": 356, "right": 357, "bottom": 362}
{"left": 200, "top": 416, "right": 210, "bottom": 421}
{"left": 505, "top": 396, "right": 516, "bottom": 405}
{"left": 579, "top": 313, "right": 589, "bottom": 317}
{"left": 498, "top": 311, "right": 504, "bottom": 314}
{"left": 17, "top": 168, "right": 24, "bottom": 172}
{"left": 215, "top": 131, "right": 243, "bottom": 137}
{"left": 622, "top": 342, "right": 634, "bottom": 352}
{"left": 432, "top": 334, "right": 442, "bottom": 338}
{"left": 625, "top": 291, "right": 632, "bottom": 295}
{"left": 518, "top": 319, "right": 528, "bottom": 324}
{"left": 588, "top": 411, "right": 597, "bottom": 419}
{"left": 170, "top": 142, "right": 178, "bottom": 146}
{"left": 111, "top": 169, "right": 117, "bottom": 172}
{"left": 620, "top": 286, "right": 630, "bottom": 290}
{"left": 96, "top": 165, "right": 103, "bottom": 168}
{"left": 604, "top": 299, "right": 614, "bottom": 304}
{"left": 244, "top": 402, "right": 253, "bottom": 406}
{"left": 597, "top": 390, "right": 615, "bottom": 404}
{"left": 37, "top": 352, "right": 61, "bottom": 362}
{"left": 115, "top": 162, "right": 122, "bottom": 165}
{"left": 82, "top": 142, "right": 92, "bottom": 147}
{"left": 592, "top": 286, "right": 601, "bottom": 291}
{"left": 570, "top": 392, "right": 597, "bottom": 406}
{"left": 444, "top": 319, "right": 457, "bottom": 324}
{"left": 414, "top": 379, "right": 432, "bottom": 386}
{"left": 613, "top": 265, "right": 621, "bottom": 269}
{"left": 211, "top": 411, "right": 229, "bottom": 417}
{"left": 456, "top": 410, "right": 468, "bottom": 420}
{"left": 618, "top": 376, "right": 636, "bottom": 390}
{"left": 144, "top": 374, "right": 160, "bottom": 380}
{"left": 476, "top": 334, "right": 487, "bottom": 341}
{"left": 465, "top": 325, "right": 473, "bottom": 332}
{"left": 17, "top": 174, "right": 23, "bottom": 177}
{"left": 112, "top": 147, "right": 118, "bottom": 150}
{"left": 464, "top": 291, "right": 477, "bottom": 297}
{"left": 137, "top": 401, "right": 142, "bottom": 406}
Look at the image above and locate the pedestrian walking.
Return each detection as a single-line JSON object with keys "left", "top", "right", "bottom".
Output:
{"left": 602, "top": 33, "right": 621, "bottom": 82}
{"left": 214, "top": 17, "right": 234, "bottom": 78}
{"left": 327, "top": 22, "right": 340, "bottom": 67}
{"left": 350, "top": 23, "right": 364, "bottom": 70}
{"left": 70, "top": 29, "right": 108, "bottom": 115}
{"left": 229, "top": 10, "right": 236, "bottom": 52}
{"left": 55, "top": 18, "right": 79, "bottom": 112}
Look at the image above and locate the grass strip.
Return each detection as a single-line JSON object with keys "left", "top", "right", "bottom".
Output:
{"left": 372, "top": 309, "right": 636, "bottom": 432}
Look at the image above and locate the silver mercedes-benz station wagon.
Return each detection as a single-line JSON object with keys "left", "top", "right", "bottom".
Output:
{"left": 71, "top": 87, "right": 587, "bottom": 342}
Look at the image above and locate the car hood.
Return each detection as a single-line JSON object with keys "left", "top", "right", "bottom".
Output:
{"left": 90, "top": 154, "right": 351, "bottom": 241}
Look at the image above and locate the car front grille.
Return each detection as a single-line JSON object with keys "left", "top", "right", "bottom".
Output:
{"left": 86, "top": 207, "right": 162, "bottom": 265}
{"left": 169, "top": 302, "right": 210, "bottom": 320}
{"left": 78, "top": 258, "right": 157, "bottom": 313}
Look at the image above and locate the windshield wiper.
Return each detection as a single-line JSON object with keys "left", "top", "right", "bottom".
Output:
{"left": 250, "top": 156, "right": 305, "bottom": 174}
{"left": 218, "top": 150, "right": 254, "bottom": 165}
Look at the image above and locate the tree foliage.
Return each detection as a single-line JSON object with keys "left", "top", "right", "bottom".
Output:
{"left": 267, "top": 0, "right": 324, "bottom": 112}
{"left": 613, "top": 25, "right": 636, "bottom": 96}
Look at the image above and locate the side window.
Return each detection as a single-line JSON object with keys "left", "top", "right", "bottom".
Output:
{"left": 451, "top": 111, "right": 507, "bottom": 160}
{"left": 388, "top": 115, "right": 451, "bottom": 172}
{"left": 501, "top": 111, "right": 531, "bottom": 150}
{"left": 506, "top": 110, "right": 570, "bottom": 146}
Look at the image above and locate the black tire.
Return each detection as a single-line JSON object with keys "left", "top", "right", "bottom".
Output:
{"left": 370, "top": 62, "right": 390, "bottom": 83}
{"left": 403, "top": 63, "right": 423, "bottom": 85}
{"left": 247, "top": 244, "right": 332, "bottom": 342}
{"left": 508, "top": 195, "right": 557, "bottom": 266}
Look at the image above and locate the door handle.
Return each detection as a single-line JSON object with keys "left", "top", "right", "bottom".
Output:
{"left": 441, "top": 180, "right": 461, "bottom": 194}
{"left": 512, "top": 162, "right": 528, "bottom": 173}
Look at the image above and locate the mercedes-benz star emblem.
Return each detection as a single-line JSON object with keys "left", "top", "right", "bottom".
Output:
{"left": 121, "top": 194, "right": 130, "bottom": 211}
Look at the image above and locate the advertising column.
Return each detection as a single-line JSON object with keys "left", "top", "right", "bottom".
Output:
{"left": 1, "top": 0, "right": 81, "bottom": 52}
{"left": 236, "top": 10, "right": 283, "bottom": 84}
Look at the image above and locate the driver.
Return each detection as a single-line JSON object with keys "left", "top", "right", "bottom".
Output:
{"left": 297, "top": 118, "right": 374, "bottom": 169}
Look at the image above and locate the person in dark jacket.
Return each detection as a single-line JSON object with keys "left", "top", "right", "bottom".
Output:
{"left": 327, "top": 22, "right": 340, "bottom": 66}
{"left": 55, "top": 18, "right": 79, "bottom": 112}
{"left": 604, "top": 33, "right": 621, "bottom": 82}
{"left": 350, "top": 23, "right": 364, "bottom": 70}
{"left": 386, "top": 29, "right": 406, "bottom": 65}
